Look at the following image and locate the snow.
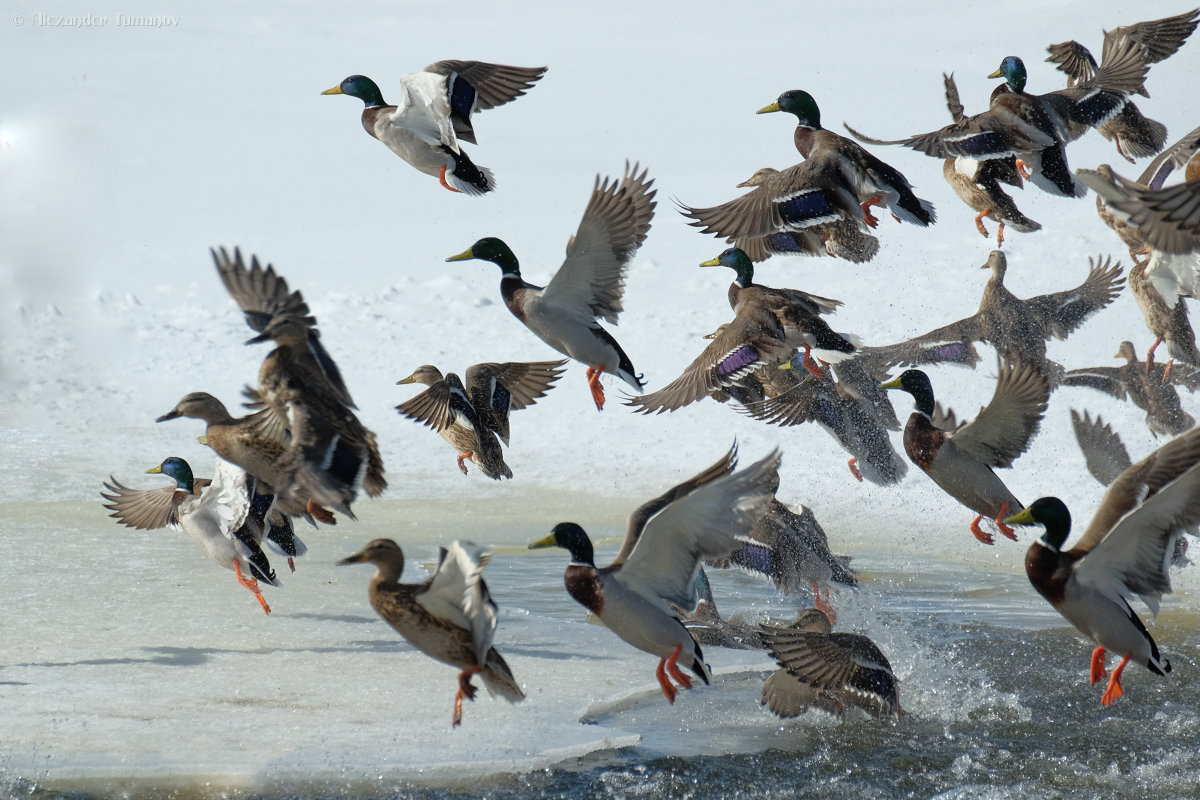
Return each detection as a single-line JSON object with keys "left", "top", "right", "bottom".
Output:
{"left": 2, "top": 0, "right": 1199, "bottom": 794}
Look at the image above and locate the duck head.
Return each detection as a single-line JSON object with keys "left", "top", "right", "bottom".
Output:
{"left": 147, "top": 456, "right": 195, "bottom": 493}
{"left": 1004, "top": 497, "right": 1072, "bottom": 550}
{"left": 880, "top": 369, "right": 936, "bottom": 417}
{"left": 757, "top": 90, "right": 822, "bottom": 129}
{"left": 988, "top": 57, "right": 1027, "bottom": 94}
{"left": 397, "top": 365, "right": 446, "bottom": 387}
{"left": 700, "top": 247, "right": 755, "bottom": 286}
{"left": 529, "top": 522, "right": 596, "bottom": 566}
{"left": 321, "top": 75, "right": 388, "bottom": 107}
{"left": 446, "top": 237, "right": 522, "bottom": 276}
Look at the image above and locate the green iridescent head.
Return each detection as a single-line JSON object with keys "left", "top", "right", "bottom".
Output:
{"left": 987, "top": 57, "right": 1027, "bottom": 93}
{"left": 757, "top": 90, "right": 822, "bottom": 129}
{"left": 446, "top": 237, "right": 522, "bottom": 275}
{"left": 699, "top": 247, "right": 755, "bottom": 286}
{"left": 321, "top": 75, "right": 388, "bottom": 107}
{"left": 147, "top": 456, "right": 195, "bottom": 493}
{"left": 880, "top": 369, "right": 935, "bottom": 417}
{"left": 1004, "top": 497, "right": 1071, "bottom": 549}
{"left": 529, "top": 522, "right": 595, "bottom": 566}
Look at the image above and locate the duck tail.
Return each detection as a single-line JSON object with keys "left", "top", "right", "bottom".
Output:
{"left": 481, "top": 650, "right": 526, "bottom": 703}
{"left": 688, "top": 639, "right": 713, "bottom": 686}
{"left": 894, "top": 191, "right": 937, "bottom": 227}
{"left": 444, "top": 147, "right": 495, "bottom": 196}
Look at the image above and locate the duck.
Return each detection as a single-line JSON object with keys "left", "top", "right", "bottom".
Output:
{"left": 756, "top": 90, "right": 936, "bottom": 228}
{"left": 395, "top": 360, "right": 566, "bottom": 479}
{"left": 339, "top": 539, "right": 525, "bottom": 726}
{"left": 156, "top": 392, "right": 340, "bottom": 524}
{"left": 879, "top": 251, "right": 1124, "bottom": 382}
{"left": 1045, "top": 9, "right": 1199, "bottom": 162}
{"left": 759, "top": 608, "right": 901, "bottom": 720}
{"left": 937, "top": 73, "right": 1040, "bottom": 244}
{"left": 741, "top": 360, "right": 908, "bottom": 488}
{"left": 882, "top": 360, "right": 1050, "bottom": 544}
{"left": 678, "top": 166, "right": 881, "bottom": 264}
{"left": 1003, "top": 424, "right": 1200, "bottom": 705}
{"left": 528, "top": 445, "right": 781, "bottom": 703}
{"left": 321, "top": 61, "right": 547, "bottom": 195}
{"left": 846, "top": 37, "right": 1149, "bottom": 198}
{"left": 446, "top": 163, "right": 655, "bottom": 411}
{"left": 213, "top": 248, "right": 387, "bottom": 504}
{"left": 1063, "top": 341, "right": 1199, "bottom": 438}
{"left": 100, "top": 457, "right": 279, "bottom": 614}
{"left": 706, "top": 496, "right": 858, "bottom": 621}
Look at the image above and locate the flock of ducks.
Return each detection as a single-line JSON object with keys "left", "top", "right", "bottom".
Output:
{"left": 98, "top": 9, "right": 1200, "bottom": 726}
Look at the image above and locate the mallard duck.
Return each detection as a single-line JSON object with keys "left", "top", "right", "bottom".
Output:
{"left": 395, "top": 360, "right": 566, "bottom": 480}
{"left": 706, "top": 497, "right": 858, "bottom": 621}
{"left": 1046, "top": 9, "right": 1199, "bottom": 161}
{"left": 446, "top": 163, "right": 655, "bottom": 411}
{"left": 757, "top": 90, "right": 936, "bottom": 228}
{"left": 882, "top": 360, "right": 1050, "bottom": 544}
{"left": 1063, "top": 341, "right": 1199, "bottom": 438}
{"left": 678, "top": 166, "right": 881, "bottom": 264}
{"left": 880, "top": 251, "right": 1124, "bottom": 382}
{"left": 741, "top": 360, "right": 908, "bottom": 488}
{"left": 759, "top": 608, "right": 901, "bottom": 720}
{"left": 321, "top": 61, "right": 546, "bottom": 195}
{"left": 156, "top": 392, "right": 339, "bottom": 524}
{"left": 339, "top": 539, "right": 524, "bottom": 726}
{"left": 1004, "top": 424, "right": 1200, "bottom": 705}
{"left": 528, "top": 445, "right": 781, "bottom": 703}
{"left": 938, "top": 73, "right": 1040, "bottom": 244}
{"left": 101, "top": 457, "right": 278, "bottom": 614}
{"left": 213, "top": 248, "right": 387, "bottom": 505}
{"left": 847, "top": 37, "right": 1149, "bottom": 198}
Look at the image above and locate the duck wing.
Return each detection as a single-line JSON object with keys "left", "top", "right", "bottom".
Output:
{"left": 539, "top": 163, "right": 655, "bottom": 325}
{"left": 1070, "top": 409, "right": 1133, "bottom": 486}
{"left": 949, "top": 359, "right": 1049, "bottom": 468}
{"left": 417, "top": 541, "right": 499, "bottom": 663}
{"left": 101, "top": 479, "right": 186, "bottom": 530}
{"left": 1023, "top": 255, "right": 1125, "bottom": 339}
{"left": 760, "top": 627, "right": 899, "bottom": 717}
{"left": 617, "top": 449, "right": 781, "bottom": 609}
{"left": 464, "top": 360, "right": 567, "bottom": 445}
{"left": 423, "top": 61, "right": 547, "bottom": 148}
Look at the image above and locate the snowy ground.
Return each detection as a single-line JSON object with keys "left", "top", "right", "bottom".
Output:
{"left": 3, "top": 0, "right": 1200, "bottom": 795}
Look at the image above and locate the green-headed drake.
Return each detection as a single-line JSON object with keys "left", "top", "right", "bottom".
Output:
{"left": 396, "top": 360, "right": 566, "bottom": 480}
{"left": 1004, "top": 424, "right": 1200, "bottom": 705}
{"left": 679, "top": 165, "right": 881, "bottom": 264}
{"left": 846, "top": 38, "right": 1149, "bottom": 199}
{"left": 883, "top": 361, "right": 1049, "bottom": 544}
{"left": 529, "top": 446, "right": 781, "bottom": 703}
{"left": 322, "top": 61, "right": 546, "bottom": 195}
{"left": 757, "top": 90, "right": 936, "bottom": 229}
{"left": 339, "top": 539, "right": 525, "bottom": 726}
{"left": 447, "top": 162, "right": 655, "bottom": 411}
{"left": 1046, "top": 9, "right": 1199, "bottom": 161}
{"left": 101, "top": 457, "right": 279, "bottom": 614}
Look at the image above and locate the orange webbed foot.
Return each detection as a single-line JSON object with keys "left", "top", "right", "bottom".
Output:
{"left": 969, "top": 515, "right": 995, "bottom": 545}
{"left": 996, "top": 221, "right": 1006, "bottom": 247}
{"left": 655, "top": 657, "right": 678, "bottom": 703}
{"left": 1163, "top": 359, "right": 1174, "bottom": 383}
{"left": 974, "top": 210, "right": 991, "bottom": 238}
{"left": 438, "top": 164, "right": 462, "bottom": 193}
{"left": 585, "top": 366, "right": 606, "bottom": 411}
{"left": 456, "top": 451, "right": 473, "bottom": 475}
{"left": 452, "top": 666, "right": 483, "bottom": 726}
{"left": 306, "top": 499, "right": 337, "bottom": 525}
{"left": 233, "top": 561, "right": 272, "bottom": 615}
{"left": 1089, "top": 646, "right": 1108, "bottom": 685}
{"left": 847, "top": 457, "right": 863, "bottom": 483}
{"left": 812, "top": 581, "right": 837, "bottom": 625}
{"left": 1100, "top": 655, "right": 1130, "bottom": 706}
{"left": 860, "top": 198, "right": 881, "bottom": 229}
{"left": 286, "top": 557, "right": 295, "bottom": 574}
{"left": 664, "top": 642, "right": 694, "bottom": 690}
{"left": 994, "top": 502, "right": 1017, "bottom": 540}
{"left": 800, "top": 345, "right": 828, "bottom": 378}
{"left": 1015, "top": 159, "right": 1032, "bottom": 180}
